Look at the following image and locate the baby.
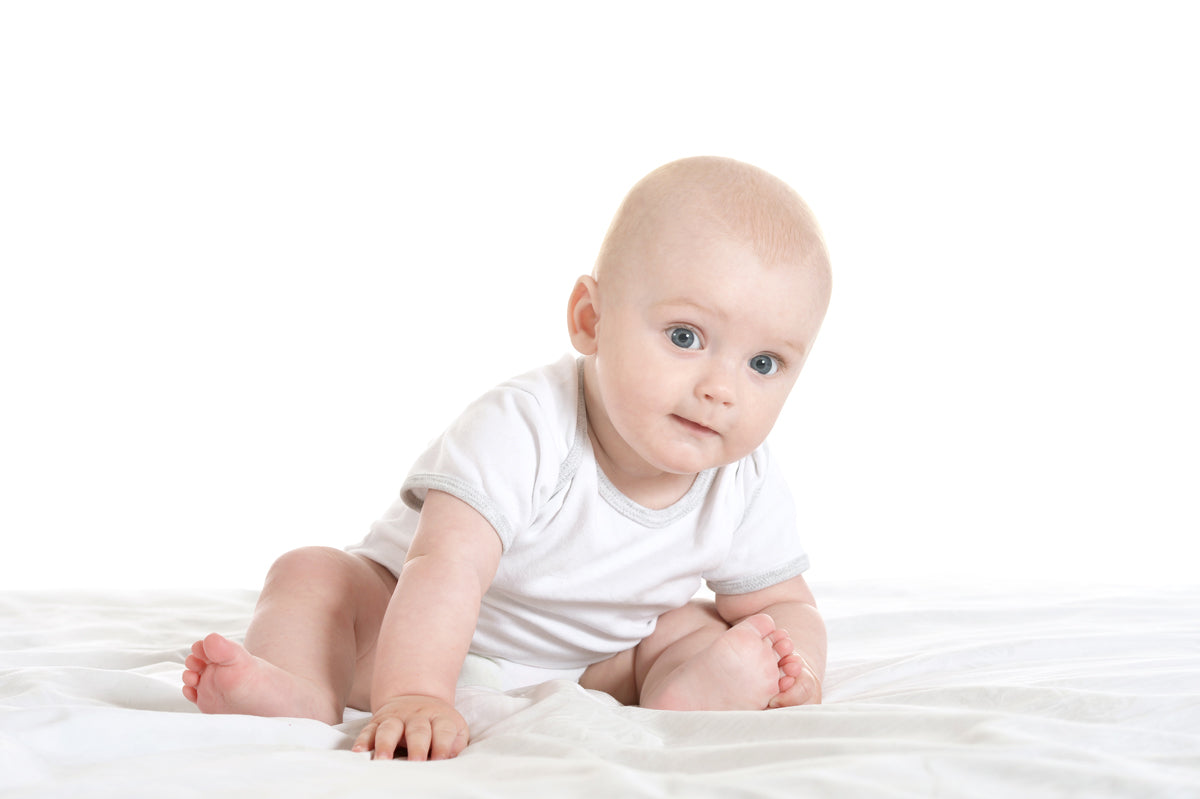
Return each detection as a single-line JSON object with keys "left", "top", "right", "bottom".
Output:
{"left": 182, "top": 156, "right": 833, "bottom": 761}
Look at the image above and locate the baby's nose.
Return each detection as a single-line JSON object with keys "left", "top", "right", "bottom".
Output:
{"left": 695, "top": 362, "right": 736, "bottom": 406}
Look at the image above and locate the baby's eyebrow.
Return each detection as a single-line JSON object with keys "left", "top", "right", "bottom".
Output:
{"left": 653, "top": 297, "right": 726, "bottom": 320}
{"left": 780, "top": 338, "right": 809, "bottom": 359}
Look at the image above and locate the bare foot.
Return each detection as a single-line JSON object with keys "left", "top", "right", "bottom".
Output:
{"left": 640, "top": 614, "right": 795, "bottom": 711}
{"left": 769, "top": 651, "right": 822, "bottom": 708}
{"left": 181, "top": 633, "right": 340, "bottom": 724}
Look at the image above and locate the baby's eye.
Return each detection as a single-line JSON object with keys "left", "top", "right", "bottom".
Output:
{"left": 669, "top": 327, "right": 701, "bottom": 350}
{"left": 749, "top": 354, "right": 779, "bottom": 376}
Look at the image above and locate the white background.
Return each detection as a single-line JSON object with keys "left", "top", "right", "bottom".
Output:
{"left": 2, "top": 2, "right": 1197, "bottom": 590}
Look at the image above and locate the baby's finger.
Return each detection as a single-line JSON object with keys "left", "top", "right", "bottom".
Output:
{"left": 401, "top": 718, "right": 433, "bottom": 762}
{"left": 428, "top": 716, "right": 468, "bottom": 761}
{"left": 372, "top": 718, "right": 406, "bottom": 761}
{"left": 351, "top": 721, "right": 377, "bottom": 754}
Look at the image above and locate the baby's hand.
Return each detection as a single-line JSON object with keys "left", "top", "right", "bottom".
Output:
{"left": 768, "top": 652, "right": 823, "bottom": 708}
{"left": 352, "top": 695, "right": 470, "bottom": 761}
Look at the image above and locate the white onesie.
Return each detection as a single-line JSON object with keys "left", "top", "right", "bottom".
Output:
{"left": 347, "top": 355, "right": 809, "bottom": 673}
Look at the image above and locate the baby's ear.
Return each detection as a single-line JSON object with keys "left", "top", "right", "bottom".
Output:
{"left": 567, "top": 275, "right": 600, "bottom": 355}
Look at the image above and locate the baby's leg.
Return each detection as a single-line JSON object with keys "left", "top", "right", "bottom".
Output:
{"left": 580, "top": 600, "right": 796, "bottom": 711}
{"left": 181, "top": 547, "right": 395, "bottom": 724}
{"left": 639, "top": 611, "right": 794, "bottom": 711}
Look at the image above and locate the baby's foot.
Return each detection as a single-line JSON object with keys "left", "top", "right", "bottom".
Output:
{"left": 768, "top": 651, "right": 822, "bottom": 708}
{"left": 641, "top": 614, "right": 795, "bottom": 711}
{"left": 181, "top": 633, "right": 339, "bottom": 724}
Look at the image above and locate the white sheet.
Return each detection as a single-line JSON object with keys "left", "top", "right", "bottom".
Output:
{"left": 3, "top": 582, "right": 1198, "bottom": 798}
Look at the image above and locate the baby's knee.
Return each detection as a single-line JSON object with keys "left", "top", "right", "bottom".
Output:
{"left": 263, "top": 546, "right": 360, "bottom": 593}
{"left": 655, "top": 599, "right": 725, "bottom": 638}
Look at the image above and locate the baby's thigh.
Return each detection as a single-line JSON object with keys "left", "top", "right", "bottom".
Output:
{"left": 650, "top": 599, "right": 725, "bottom": 641}
{"left": 579, "top": 600, "right": 727, "bottom": 704}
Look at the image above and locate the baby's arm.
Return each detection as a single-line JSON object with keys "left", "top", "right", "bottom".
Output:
{"left": 352, "top": 489, "right": 502, "bottom": 760}
{"left": 714, "top": 574, "right": 826, "bottom": 706}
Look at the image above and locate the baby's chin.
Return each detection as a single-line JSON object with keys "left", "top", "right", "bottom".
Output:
{"left": 643, "top": 442, "right": 746, "bottom": 476}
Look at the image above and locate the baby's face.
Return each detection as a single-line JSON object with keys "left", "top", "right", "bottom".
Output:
{"left": 591, "top": 216, "right": 829, "bottom": 477}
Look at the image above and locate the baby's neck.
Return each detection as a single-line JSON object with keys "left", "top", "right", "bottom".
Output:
{"left": 607, "top": 468, "right": 697, "bottom": 510}
{"left": 590, "top": 439, "right": 697, "bottom": 510}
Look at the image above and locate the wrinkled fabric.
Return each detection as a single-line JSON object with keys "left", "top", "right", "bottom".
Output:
{"left": 2, "top": 583, "right": 1198, "bottom": 798}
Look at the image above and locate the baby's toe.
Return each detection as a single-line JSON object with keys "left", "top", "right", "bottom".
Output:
{"left": 779, "top": 652, "right": 806, "bottom": 678}
{"left": 769, "top": 631, "right": 795, "bottom": 658}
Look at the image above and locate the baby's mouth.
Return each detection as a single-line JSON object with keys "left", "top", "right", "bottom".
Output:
{"left": 672, "top": 415, "right": 719, "bottom": 437}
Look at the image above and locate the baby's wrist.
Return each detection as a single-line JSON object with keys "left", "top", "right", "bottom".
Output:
{"left": 371, "top": 690, "right": 454, "bottom": 714}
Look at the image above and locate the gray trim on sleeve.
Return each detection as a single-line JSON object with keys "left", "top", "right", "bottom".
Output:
{"left": 704, "top": 554, "right": 810, "bottom": 596}
{"left": 401, "top": 474, "right": 514, "bottom": 550}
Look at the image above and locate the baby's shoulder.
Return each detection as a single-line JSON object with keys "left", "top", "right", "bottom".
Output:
{"left": 475, "top": 355, "right": 581, "bottom": 439}
{"left": 720, "top": 443, "right": 775, "bottom": 490}
{"left": 441, "top": 355, "right": 583, "bottom": 470}
{"left": 492, "top": 355, "right": 579, "bottom": 410}
{"left": 706, "top": 443, "right": 793, "bottom": 517}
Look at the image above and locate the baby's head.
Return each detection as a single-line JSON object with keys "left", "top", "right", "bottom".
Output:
{"left": 569, "top": 156, "right": 831, "bottom": 479}
{"left": 593, "top": 156, "right": 831, "bottom": 291}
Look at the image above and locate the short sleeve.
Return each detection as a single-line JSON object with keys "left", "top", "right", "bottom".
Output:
{"left": 400, "top": 368, "right": 576, "bottom": 552}
{"left": 703, "top": 445, "right": 809, "bottom": 595}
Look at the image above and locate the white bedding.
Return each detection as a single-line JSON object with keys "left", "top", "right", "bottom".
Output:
{"left": 2, "top": 582, "right": 1198, "bottom": 798}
